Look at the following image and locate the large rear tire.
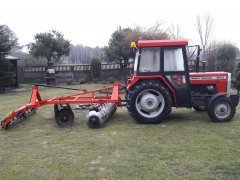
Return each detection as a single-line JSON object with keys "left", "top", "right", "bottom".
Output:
{"left": 126, "top": 80, "right": 172, "bottom": 124}
{"left": 207, "top": 96, "right": 235, "bottom": 122}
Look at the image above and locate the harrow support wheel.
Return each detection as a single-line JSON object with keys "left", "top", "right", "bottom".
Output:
{"left": 55, "top": 105, "right": 74, "bottom": 127}
{"left": 126, "top": 80, "right": 172, "bottom": 124}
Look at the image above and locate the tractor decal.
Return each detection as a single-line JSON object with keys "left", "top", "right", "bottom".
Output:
{"left": 190, "top": 76, "right": 227, "bottom": 80}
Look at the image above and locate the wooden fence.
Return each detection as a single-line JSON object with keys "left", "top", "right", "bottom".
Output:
{"left": 18, "top": 61, "right": 201, "bottom": 84}
{"left": 18, "top": 63, "right": 134, "bottom": 83}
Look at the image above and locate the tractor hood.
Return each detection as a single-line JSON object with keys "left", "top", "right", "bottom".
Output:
{"left": 189, "top": 72, "right": 231, "bottom": 96}
{"left": 189, "top": 72, "right": 229, "bottom": 81}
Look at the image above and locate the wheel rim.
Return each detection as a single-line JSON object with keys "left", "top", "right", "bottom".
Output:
{"left": 214, "top": 102, "right": 231, "bottom": 119}
{"left": 135, "top": 89, "right": 165, "bottom": 118}
{"left": 61, "top": 114, "right": 70, "bottom": 123}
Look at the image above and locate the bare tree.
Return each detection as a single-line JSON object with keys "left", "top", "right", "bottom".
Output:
{"left": 169, "top": 24, "right": 184, "bottom": 40}
{"left": 132, "top": 21, "right": 170, "bottom": 40}
{"left": 195, "top": 13, "right": 214, "bottom": 60}
{"left": 67, "top": 45, "right": 102, "bottom": 64}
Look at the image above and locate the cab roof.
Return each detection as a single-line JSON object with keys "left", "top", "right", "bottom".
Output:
{"left": 137, "top": 40, "right": 188, "bottom": 47}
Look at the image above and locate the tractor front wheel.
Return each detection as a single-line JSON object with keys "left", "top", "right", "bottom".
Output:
{"left": 126, "top": 80, "right": 172, "bottom": 124}
{"left": 207, "top": 97, "right": 235, "bottom": 122}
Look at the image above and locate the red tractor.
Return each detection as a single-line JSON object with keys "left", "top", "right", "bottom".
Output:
{"left": 125, "top": 40, "right": 239, "bottom": 123}
{"left": 1, "top": 40, "right": 239, "bottom": 129}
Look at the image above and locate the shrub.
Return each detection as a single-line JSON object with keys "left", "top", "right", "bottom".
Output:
{"left": 92, "top": 78, "right": 99, "bottom": 84}
{"left": 79, "top": 78, "right": 87, "bottom": 84}
{"left": 99, "top": 80, "right": 108, "bottom": 84}
{"left": 66, "top": 81, "right": 79, "bottom": 85}
{"left": 0, "top": 59, "right": 14, "bottom": 92}
{"left": 90, "top": 58, "right": 102, "bottom": 80}
{"left": 232, "top": 63, "right": 240, "bottom": 94}
{"left": 66, "top": 81, "right": 74, "bottom": 85}
{"left": 108, "top": 76, "right": 117, "bottom": 83}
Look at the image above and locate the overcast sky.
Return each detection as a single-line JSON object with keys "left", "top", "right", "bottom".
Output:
{"left": 0, "top": 0, "right": 240, "bottom": 48}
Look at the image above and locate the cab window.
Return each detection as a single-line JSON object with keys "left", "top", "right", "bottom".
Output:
{"left": 134, "top": 51, "right": 140, "bottom": 72}
{"left": 164, "top": 48, "right": 184, "bottom": 71}
{"left": 139, "top": 47, "right": 160, "bottom": 72}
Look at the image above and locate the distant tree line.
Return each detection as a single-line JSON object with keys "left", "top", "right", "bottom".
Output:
{"left": 12, "top": 44, "right": 102, "bottom": 66}
{"left": 67, "top": 45, "right": 102, "bottom": 64}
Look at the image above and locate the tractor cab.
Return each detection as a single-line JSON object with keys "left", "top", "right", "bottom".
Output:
{"left": 128, "top": 40, "right": 191, "bottom": 108}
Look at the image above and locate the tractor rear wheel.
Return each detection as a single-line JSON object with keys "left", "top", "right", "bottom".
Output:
{"left": 126, "top": 80, "right": 172, "bottom": 124}
{"left": 207, "top": 96, "right": 235, "bottom": 122}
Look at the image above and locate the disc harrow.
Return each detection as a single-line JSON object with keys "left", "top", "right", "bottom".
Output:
{"left": 1, "top": 83, "right": 122, "bottom": 129}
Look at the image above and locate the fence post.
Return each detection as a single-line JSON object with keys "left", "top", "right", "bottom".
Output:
{"left": 71, "top": 65, "right": 74, "bottom": 82}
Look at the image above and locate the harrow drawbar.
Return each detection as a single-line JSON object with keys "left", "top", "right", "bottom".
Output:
{"left": 1, "top": 83, "right": 122, "bottom": 129}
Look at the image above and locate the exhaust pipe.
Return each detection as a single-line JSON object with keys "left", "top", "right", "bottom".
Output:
{"left": 86, "top": 103, "right": 117, "bottom": 128}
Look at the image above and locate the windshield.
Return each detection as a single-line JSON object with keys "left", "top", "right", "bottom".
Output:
{"left": 186, "top": 45, "right": 201, "bottom": 72}
{"left": 186, "top": 45, "right": 200, "bottom": 60}
{"left": 134, "top": 50, "right": 140, "bottom": 72}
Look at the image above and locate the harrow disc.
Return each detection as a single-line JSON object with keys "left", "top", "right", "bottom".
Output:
{"left": 1, "top": 108, "right": 37, "bottom": 129}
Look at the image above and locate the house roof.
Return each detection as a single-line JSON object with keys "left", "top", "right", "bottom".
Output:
{"left": 4, "top": 55, "right": 20, "bottom": 60}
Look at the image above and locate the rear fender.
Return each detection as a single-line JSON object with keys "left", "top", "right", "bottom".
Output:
{"left": 127, "top": 76, "right": 177, "bottom": 106}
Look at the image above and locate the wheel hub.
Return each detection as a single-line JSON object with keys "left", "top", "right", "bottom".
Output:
{"left": 139, "top": 93, "right": 160, "bottom": 112}
{"left": 135, "top": 89, "right": 165, "bottom": 118}
{"left": 62, "top": 115, "right": 69, "bottom": 122}
{"left": 215, "top": 103, "right": 230, "bottom": 118}
{"left": 147, "top": 100, "right": 153, "bottom": 106}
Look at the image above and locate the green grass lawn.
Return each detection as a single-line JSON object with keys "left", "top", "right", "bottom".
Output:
{"left": 0, "top": 84, "right": 240, "bottom": 179}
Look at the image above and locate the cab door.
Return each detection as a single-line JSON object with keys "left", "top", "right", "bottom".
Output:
{"left": 162, "top": 46, "right": 191, "bottom": 107}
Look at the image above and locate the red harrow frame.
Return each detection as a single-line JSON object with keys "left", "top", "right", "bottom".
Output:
{"left": 1, "top": 83, "right": 123, "bottom": 129}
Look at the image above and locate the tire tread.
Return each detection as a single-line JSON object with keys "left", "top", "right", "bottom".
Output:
{"left": 126, "top": 80, "right": 172, "bottom": 124}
